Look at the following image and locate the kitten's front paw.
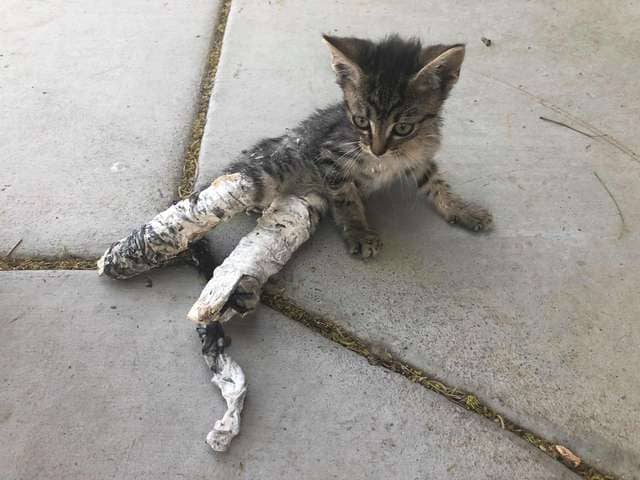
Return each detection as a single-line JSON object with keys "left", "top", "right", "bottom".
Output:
{"left": 346, "top": 230, "right": 382, "bottom": 259}
{"left": 446, "top": 202, "right": 493, "bottom": 232}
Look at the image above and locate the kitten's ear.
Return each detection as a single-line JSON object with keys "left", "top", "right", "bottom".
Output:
{"left": 410, "top": 44, "right": 466, "bottom": 93}
{"left": 322, "top": 35, "right": 366, "bottom": 86}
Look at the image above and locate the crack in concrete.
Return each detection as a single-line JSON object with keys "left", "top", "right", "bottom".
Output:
{"left": 260, "top": 291, "right": 617, "bottom": 480}
{"left": 177, "top": 0, "right": 233, "bottom": 200}
{"left": 0, "top": 262, "right": 621, "bottom": 479}
{"left": 0, "top": 257, "right": 96, "bottom": 271}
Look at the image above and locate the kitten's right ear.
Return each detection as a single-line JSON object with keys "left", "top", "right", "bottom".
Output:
{"left": 322, "top": 35, "right": 366, "bottom": 86}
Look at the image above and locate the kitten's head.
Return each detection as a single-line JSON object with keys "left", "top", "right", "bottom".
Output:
{"left": 323, "top": 34, "right": 465, "bottom": 156}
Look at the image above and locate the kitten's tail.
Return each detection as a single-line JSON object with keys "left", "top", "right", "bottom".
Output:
{"left": 189, "top": 237, "right": 216, "bottom": 281}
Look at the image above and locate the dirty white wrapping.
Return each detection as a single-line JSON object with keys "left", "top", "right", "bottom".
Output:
{"left": 97, "top": 173, "right": 255, "bottom": 279}
{"left": 187, "top": 193, "right": 327, "bottom": 324}
{"left": 203, "top": 352, "right": 247, "bottom": 452}
{"left": 98, "top": 174, "right": 327, "bottom": 451}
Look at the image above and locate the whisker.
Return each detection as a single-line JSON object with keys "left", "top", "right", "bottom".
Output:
{"left": 343, "top": 150, "right": 363, "bottom": 178}
{"left": 342, "top": 154, "right": 359, "bottom": 177}
{"left": 318, "top": 144, "right": 362, "bottom": 183}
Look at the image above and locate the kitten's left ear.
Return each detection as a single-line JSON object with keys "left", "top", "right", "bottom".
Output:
{"left": 410, "top": 44, "right": 466, "bottom": 93}
{"left": 322, "top": 34, "right": 367, "bottom": 86}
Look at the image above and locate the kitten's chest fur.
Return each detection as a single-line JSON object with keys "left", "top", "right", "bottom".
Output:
{"left": 349, "top": 140, "right": 439, "bottom": 196}
{"left": 353, "top": 153, "right": 400, "bottom": 194}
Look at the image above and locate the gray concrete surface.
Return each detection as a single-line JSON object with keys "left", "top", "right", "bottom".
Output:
{"left": 0, "top": 0, "right": 219, "bottom": 258}
{"left": 0, "top": 269, "right": 577, "bottom": 480}
{"left": 196, "top": 1, "right": 640, "bottom": 478}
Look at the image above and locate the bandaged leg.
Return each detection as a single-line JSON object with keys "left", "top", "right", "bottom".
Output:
{"left": 187, "top": 193, "right": 327, "bottom": 324}
{"left": 197, "top": 323, "right": 247, "bottom": 452}
{"left": 97, "top": 173, "right": 259, "bottom": 279}
{"left": 207, "top": 354, "right": 247, "bottom": 451}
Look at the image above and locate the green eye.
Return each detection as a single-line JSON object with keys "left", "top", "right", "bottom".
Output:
{"left": 353, "top": 115, "right": 370, "bottom": 129}
{"left": 393, "top": 123, "right": 414, "bottom": 136}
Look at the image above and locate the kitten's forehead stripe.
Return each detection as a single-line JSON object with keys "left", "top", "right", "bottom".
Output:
{"left": 366, "top": 99, "right": 379, "bottom": 116}
{"left": 415, "top": 113, "right": 437, "bottom": 124}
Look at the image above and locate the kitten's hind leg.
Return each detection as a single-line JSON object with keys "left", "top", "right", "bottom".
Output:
{"left": 187, "top": 192, "right": 327, "bottom": 324}
{"left": 190, "top": 238, "right": 261, "bottom": 318}
{"left": 417, "top": 161, "right": 493, "bottom": 232}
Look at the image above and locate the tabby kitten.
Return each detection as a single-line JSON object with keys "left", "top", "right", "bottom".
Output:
{"left": 224, "top": 34, "right": 493, "bottom": 259}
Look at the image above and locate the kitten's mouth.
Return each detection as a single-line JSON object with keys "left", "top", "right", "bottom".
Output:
{"left": 364, "top": 145, "right": 395, "bottom": 160}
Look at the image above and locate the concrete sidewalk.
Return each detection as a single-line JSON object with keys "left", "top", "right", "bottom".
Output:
{"left": 0, "top": 269, "right": 576, "bottom": 480}
{"left": 0, "top": 0, "right": 220, "bottom": 258}
{"left": 196, "top": 1, "right": 640, "bottom": 478}
{"left": 1, "top": 0, "right": 639, "bottom": 479}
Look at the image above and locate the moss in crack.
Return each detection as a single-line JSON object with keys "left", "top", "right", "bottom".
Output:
{"left": 177, "top": 0, "right": 233, "bottom": 199}
{"left": 0, "top": 257, "right": 97, "bottom": 271}
{"left": 0, "top": 251, "right": 196, "bottom": 272}
{"left": 261, "top": 291, "right": 617, "bottom": 480}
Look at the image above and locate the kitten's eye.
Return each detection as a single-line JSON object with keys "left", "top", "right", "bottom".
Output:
{"left": 393, "top": 123, "right": 414, "bottom": 136}
{"left": 352, "top": 115, "right": 370, "bottom": 130}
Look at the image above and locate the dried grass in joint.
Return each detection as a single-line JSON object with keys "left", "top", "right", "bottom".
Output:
{"left": 177, "top": 0, "right": 233, "bottom": 199}
{"left": 261, "top": 291, "right": 618, "bottom": 480}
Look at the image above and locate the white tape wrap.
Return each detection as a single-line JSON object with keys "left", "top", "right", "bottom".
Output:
{"left": 97, "top": 173, "right": 255, "bottom": 279}
{"left": 206, "top": 353, "right": 247, "bottom": 452}
{"left": 187, "top": 193, "right": 326, "bottom": 324}
{"left": 147, "top": 173, "right": 254, "bottom": 254}
{"left": 97, "top": 174, "right": 330, "bottom": 452}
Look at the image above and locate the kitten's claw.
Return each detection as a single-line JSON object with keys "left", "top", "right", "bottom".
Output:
{"left": 347, "top": 231, "right": 382, "bottom": 259}
{"left": 446, "top": 203, "right": 493, "bottom": 232}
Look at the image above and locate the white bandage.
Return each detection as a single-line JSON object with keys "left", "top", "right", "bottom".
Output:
{"left": 98, "top": 173, "right": 255, "bottom": 279}
{"left": 97, "top": 174, "right": 329, "bottom": 452}
{"left": 187, "top": 193, "right": 326, "bottom": 324}
{"left": 205, "top": 353, "right": 247, "bottom": 452}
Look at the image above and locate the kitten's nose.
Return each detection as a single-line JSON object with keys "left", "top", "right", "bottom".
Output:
{"left": 370, "top": 136, "right": 388, "bottom": 156}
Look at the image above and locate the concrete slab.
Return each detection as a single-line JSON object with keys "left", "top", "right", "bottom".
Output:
{"left": 196, "top": 1, "right": 640, "bottom": 478}
{"left": 0, "top": 0, "right": 220, "bottom": 258}
{"left": 0, "top": 269, "right": 576, "bottom": 480}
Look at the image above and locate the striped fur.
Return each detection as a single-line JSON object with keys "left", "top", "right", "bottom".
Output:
{"left": 222, "top": 34, "right": 492, "bottom": 258}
